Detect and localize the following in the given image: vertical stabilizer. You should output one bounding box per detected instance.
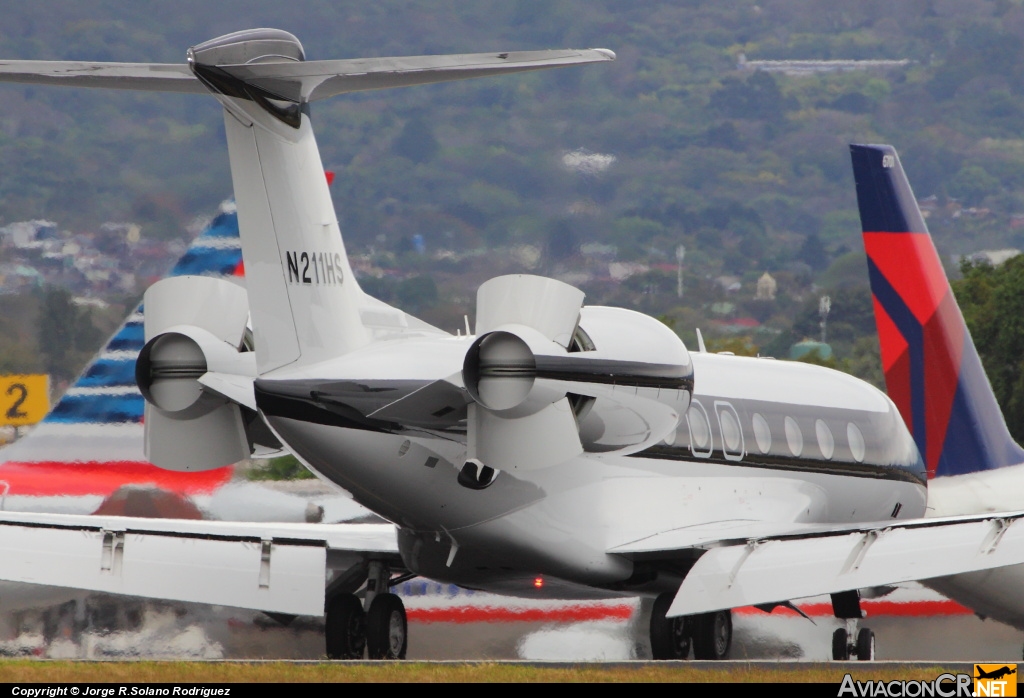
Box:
[850,144,1024,477]
[190,30,369,375]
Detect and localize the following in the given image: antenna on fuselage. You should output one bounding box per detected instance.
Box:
[696,328,707,353]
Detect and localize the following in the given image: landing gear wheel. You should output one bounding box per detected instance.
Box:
[366,593,408,659]
[832,628,849,660]
[856,627,875,661]
[650,592,691,660]
[692,609,732,660]
[325,593,366,659]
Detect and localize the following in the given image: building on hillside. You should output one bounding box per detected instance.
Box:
[755,272,777,301]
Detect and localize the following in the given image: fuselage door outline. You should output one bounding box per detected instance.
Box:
[715,400,745,462]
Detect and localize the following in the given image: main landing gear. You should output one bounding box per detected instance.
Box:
[325,561,408,660]
[650,591,732,660]
[831,591,874,661]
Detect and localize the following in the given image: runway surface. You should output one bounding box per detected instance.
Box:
[1,583,1018,661]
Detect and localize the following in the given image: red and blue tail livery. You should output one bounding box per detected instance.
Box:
[851,144,1024,478]
[0,201,244,505]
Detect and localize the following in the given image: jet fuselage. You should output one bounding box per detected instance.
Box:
[256,342,926,596]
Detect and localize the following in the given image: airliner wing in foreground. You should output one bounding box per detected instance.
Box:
[5,29,1024,663]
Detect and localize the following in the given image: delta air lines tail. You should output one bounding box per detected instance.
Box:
[851,144,1024,479]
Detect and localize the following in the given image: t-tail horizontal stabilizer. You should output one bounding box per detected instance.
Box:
[0,30,614,377]
[851,144,1024,477]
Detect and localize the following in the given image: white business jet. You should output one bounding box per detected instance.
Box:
[0,29,1019,662]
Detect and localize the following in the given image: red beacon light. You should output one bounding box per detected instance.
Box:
[533,576,544,589]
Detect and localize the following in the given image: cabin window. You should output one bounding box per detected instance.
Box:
[752,413,771,454]
[815,419,834,460]
[687,401,713,458]
[785,416,803,457]
[847,423,866,463]
[662,425,677,446]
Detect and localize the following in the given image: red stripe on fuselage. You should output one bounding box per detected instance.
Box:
[734,599,969,617]
[407,604,634,624]
[405,600,971,624]
[0,461,233,496]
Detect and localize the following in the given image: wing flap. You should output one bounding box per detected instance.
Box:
[668,512,1024,617]
[0,511,398,616]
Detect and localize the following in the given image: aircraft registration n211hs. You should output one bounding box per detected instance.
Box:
[0,29,1022,662]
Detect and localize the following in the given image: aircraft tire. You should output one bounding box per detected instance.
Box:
[325,593,366,659]
[832,628,849,660]
[366,593,408,660]
[650,591,691,660]
[856,628,875,661]
[692,609,732,660]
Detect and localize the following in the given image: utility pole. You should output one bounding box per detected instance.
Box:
[676,244,686,298]
[819,295,832,343]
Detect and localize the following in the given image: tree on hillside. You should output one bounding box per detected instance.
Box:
[393,116,440,163]
[38,288,102,381]
[953,256,1024,442]
[709,71,797,123]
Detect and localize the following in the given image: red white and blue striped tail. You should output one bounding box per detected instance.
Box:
[0,201,245,505]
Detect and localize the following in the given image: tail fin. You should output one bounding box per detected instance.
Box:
[850,144,1024,477]
[0,28,614,375]
[0,202,244,498]
[186,30,614,374]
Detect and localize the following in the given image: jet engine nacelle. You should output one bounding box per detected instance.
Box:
[571,305,693,454]
[457,275,693,487]
[135,276,274,472]
[136,325,253,418]
[462,325,569,416]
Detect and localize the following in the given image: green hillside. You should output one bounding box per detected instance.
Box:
[2,1,1023,384]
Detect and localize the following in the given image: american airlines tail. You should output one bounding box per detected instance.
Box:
[850,144,1024,479]
[0,202,240,512]
[0,203,364,521]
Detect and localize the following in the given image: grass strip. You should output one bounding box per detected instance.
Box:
[0,661,971,683]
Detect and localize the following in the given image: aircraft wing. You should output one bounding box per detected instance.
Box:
[0,510,398,617]
[636,511,1024,618]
